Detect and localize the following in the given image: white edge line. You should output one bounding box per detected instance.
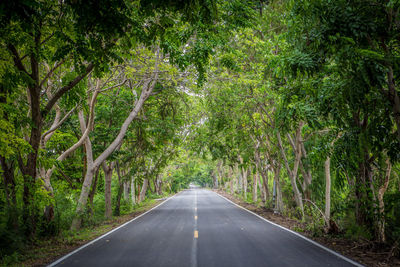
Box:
[212,190,364,267]
[47,191,183,267]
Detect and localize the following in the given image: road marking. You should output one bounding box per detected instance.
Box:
[47,191,184,267]
[191,189,198,267]
[212,190,364,267]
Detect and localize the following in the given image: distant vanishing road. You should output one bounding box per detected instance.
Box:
[49,189,363,267]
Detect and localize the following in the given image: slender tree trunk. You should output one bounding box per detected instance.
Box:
[131,177,136,205]
[274,163,283,213]
[242,167,248,200]
[237,162,242,193]
[253,170,258,203]
[156,174,163,195]
[324,156,331,226]
[115,162,124,216]
[217,161,223,189]
[255,147,269,203]
[277,129,304,217]
[229,167,234,194]
[377,159,391,243]
[260,170,269,203]
[258,171,266,203]
[123,181,129,201]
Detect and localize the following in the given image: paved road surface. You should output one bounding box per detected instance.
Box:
[49,189,362,267]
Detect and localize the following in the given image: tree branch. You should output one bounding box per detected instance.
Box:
[39,58,67,88]
[43,62,94,117]
[7,44,30,77]
[41,104,78,145]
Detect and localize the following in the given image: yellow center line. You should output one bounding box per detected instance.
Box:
[194,230,198,238]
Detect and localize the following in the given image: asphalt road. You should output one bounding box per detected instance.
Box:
[49,189,362,267]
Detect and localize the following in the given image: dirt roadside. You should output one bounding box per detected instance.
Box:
[213,189,400,267]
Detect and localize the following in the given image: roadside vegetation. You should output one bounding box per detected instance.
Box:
[1,0,400,266]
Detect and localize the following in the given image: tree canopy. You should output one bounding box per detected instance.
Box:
[1,0,400,264]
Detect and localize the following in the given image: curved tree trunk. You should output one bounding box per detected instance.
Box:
[70,48,161,230]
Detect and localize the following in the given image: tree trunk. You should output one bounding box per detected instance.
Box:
[277,129,304,218]
[258,171,266,203]
[123,181,130,201]
[0,156,18,230]
[260,170,269,203]
[274,163,284,213]
[102,162,115,220]
[377,159,391,243]
[217,161,223,189]
[324,156,331,226]
[70,112,95,231]
[131,177,136,205]
[155,174,163,195]
[229,167,234,194]
[88,168,100,214]
[213,173,218,188]
[242,167,248,200]
[253,170,258,203]
[71,168,95,231]
[139,179,148,202]
[236,162,242,193]
[114,162,124,217]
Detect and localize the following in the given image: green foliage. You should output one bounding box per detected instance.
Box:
[1,0,400,264]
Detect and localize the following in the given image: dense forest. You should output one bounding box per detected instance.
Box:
[1,0,400,265]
